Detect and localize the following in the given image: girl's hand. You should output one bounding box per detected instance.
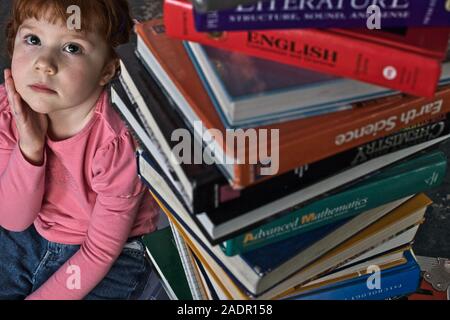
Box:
[4,69,48,165]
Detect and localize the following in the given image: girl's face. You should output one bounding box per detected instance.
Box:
[11,17,114,115]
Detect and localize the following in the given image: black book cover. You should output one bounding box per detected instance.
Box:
[116,43,227,213]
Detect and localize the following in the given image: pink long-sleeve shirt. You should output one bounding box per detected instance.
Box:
[0,84,160,299]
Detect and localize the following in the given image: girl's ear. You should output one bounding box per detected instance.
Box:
[99,58,119,86]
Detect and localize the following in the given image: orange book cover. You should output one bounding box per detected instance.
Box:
[135,20,450,189]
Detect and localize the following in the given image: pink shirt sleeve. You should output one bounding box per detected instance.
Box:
[26,130,148,300]
[0,86,47,232]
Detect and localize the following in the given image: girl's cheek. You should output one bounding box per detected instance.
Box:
[11,55,28,90]
[64,62,99,87]
[12,44,34,72]
[12,52,29,67]
[11,51,31,80]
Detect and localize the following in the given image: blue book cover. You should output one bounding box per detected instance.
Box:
[184,42,397,128]
[289,250,421,300]
[185,40,450,129]
[239,218,351,276]
[194,0,450,31]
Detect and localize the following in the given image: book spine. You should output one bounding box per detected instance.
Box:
[194,113,450,214]
[220,151,447,256]
[291,254,421,300]
[193,0,261,13]
[233,88,450,189]
[164,0,441,98]
[194,0,450,31]
[169,220,209,300]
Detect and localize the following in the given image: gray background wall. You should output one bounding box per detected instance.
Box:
[0,0,448,258]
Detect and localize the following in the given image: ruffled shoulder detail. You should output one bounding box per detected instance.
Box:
[91,129,144,198]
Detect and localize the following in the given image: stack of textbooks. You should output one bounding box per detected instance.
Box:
[111,0,450,300]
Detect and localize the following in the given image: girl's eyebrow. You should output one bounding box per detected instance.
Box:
[19,24,37,32]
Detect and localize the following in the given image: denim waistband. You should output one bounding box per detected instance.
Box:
[43,232,144,253]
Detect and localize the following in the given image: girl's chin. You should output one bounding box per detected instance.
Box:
[21,94,59,114]
[26,100,56,114]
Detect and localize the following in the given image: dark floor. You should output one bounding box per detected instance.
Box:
[0,0,448,258]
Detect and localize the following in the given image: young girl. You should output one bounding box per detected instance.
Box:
[0,0,162,300]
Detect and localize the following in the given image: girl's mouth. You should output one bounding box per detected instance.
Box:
[29,84,57,94]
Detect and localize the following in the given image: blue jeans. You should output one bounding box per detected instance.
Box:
[0,224,169,300]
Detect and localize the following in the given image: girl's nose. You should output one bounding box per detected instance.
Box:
[34,57,57,76]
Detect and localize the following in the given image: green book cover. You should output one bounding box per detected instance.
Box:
[221,150,447,256]
[143,227,193,300]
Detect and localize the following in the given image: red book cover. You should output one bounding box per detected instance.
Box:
[329,28,450,60]
[136,20,450,189]
[164,0,444,98]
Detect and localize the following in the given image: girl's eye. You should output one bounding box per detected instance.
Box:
[25,35,41,46]
[64,44,82,55]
